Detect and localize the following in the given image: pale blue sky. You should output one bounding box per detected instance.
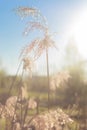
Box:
[0,0,87,74]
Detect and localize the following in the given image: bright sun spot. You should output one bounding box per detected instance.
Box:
[66,6,87,59]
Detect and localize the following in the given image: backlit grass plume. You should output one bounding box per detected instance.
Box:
[20,32,56,60]
[23,21,48,36]
[14,7,40,20]
[50,71,71,91]
[16,6,57,110]
[14,6,47,24]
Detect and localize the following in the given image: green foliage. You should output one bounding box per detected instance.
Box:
[0,69,7,88]
[0,61,87,129]
[67,121,80,130]
[0,118,6,130]
[26,76,48,92]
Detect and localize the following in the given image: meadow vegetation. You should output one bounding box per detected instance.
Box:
[0,60,87,130]
[0,2,87,130]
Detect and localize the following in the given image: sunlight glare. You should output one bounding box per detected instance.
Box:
[67,6,87,59]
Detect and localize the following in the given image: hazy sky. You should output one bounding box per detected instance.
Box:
[0,0,87,75]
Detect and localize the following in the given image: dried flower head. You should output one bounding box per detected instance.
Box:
[14,7,40,20]
[20,33,56,61]
[23,21,48,36]
[16,6,57,62]
[50,71,71,91]
[29,108,73,130]
[0,103,16,119]
[22,57,34,74]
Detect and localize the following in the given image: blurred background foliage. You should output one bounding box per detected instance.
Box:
[0,41,87,129]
